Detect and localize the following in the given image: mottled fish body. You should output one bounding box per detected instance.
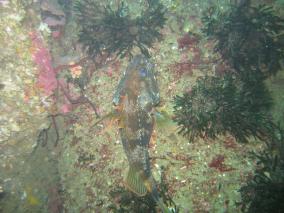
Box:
[113,55,169,212]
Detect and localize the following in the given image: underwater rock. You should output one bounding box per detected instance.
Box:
[40,0,65,17]
[0,0,9,7]
[47,184,63,213]
[43,17,65,27]
[0,185,5,200]
[53,55,81,68]
[40,0,66,38]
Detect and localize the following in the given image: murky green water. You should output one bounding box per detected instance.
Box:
[1,0,284,212]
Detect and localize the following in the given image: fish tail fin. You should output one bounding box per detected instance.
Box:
[125,166,148,196]
[146,177,171,213]
[155,198,171,213]
[126,167,171,213]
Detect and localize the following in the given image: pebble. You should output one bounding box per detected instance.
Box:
[3,178,11,182]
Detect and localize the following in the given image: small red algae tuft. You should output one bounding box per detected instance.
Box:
[52,30,62,39]
[208,154,235,172]
[177,33,199,50]
[170,37,203,78]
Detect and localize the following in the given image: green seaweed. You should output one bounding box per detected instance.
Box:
[173,74,273,143]
[74,0,166,59]
[238,124,284,213]
[202,1,284,78]
[173,1,283,143]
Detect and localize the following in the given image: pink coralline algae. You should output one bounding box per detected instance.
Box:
[29,31,58,96]
[29,31,73,114]
[52,30,62,39]
[29,32,100,116]
[60,103,72,114]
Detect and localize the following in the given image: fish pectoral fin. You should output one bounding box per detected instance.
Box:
[92,111,115,127]
[125,166,148,196]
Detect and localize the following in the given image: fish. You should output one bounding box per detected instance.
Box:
[113,55,170,213]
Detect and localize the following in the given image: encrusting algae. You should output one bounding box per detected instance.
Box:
[25,187,40,206]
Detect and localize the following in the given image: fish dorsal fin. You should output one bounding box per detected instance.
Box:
[125,166,148,196]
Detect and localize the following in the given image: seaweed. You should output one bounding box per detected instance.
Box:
[173,1,283,143]
[202,1,284,78]
[238,125,284,213]
[173,74,273,143]
[74,0,166,59]
[197,3,284,211]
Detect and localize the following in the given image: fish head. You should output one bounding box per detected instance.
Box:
[113,55,160,111]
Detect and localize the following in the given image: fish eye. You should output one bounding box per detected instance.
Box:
[139,68,147,77]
